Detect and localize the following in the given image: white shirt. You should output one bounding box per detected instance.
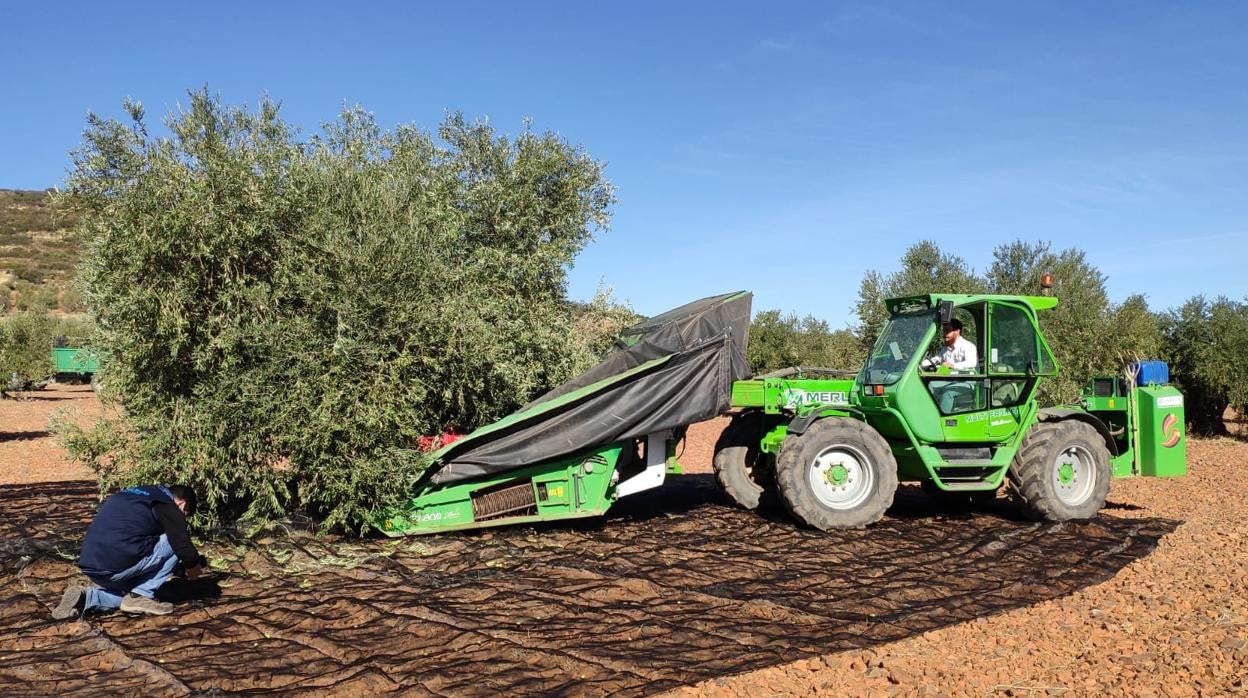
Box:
[924,335,978,371]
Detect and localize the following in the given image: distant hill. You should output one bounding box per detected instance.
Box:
[0,189,83,313]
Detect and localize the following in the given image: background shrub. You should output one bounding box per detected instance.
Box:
[0,312,94,395]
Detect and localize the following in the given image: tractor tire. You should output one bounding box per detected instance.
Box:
[921,480,998,509]
[775,418,897,530]
[713,411,770,510]
[1007,420,1111,521]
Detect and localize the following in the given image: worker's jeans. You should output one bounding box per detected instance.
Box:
[83,534,179,612]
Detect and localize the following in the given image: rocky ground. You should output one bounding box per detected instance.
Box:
[672,418,1247,697]
[2,386,1245,695]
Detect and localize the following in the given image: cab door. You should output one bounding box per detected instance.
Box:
[916,303,994,442]
[983,301,1054,437]
[920,300,1056,442]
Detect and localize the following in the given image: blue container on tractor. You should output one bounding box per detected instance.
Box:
[1131,360,1169,386]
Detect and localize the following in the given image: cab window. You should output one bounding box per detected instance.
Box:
[922,302,986,415]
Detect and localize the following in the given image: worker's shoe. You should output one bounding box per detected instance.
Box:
[51,584,86,620]
[119,594,172,616]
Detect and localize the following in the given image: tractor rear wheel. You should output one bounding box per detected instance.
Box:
[775,418,897,530]
[713,411,770,510]
[1007,420,1110,521]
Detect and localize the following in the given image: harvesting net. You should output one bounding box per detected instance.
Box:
[3,478,1175,696]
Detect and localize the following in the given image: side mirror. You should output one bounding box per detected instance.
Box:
[937,300,954,325]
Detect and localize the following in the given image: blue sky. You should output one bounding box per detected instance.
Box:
[3,1,1246,327]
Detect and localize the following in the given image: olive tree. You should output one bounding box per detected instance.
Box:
[987,240,1162,405]
[1161,296,1248,435]
[748,310,864,375]
[60,90,614,531]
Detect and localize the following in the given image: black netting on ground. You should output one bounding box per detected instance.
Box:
[0,478,1177,697]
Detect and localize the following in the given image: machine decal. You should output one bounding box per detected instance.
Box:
[1161,414,1181,448]
[782,389,848,409]
[962,408,1009,424]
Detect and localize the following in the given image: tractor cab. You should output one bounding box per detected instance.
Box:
[859,294,1059,451]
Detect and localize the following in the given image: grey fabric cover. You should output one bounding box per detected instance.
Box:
[429,291,752,485]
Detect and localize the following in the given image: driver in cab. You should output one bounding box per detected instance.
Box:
[921,318,977,372]
[921,318,978,414]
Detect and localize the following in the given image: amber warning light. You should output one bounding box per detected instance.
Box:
[1041,273,1054,289]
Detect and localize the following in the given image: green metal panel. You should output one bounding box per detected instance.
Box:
[776,379,855,413]
[377,444,624,536]
[1079,377,1136,477]
[1136,386,1186,477]
[731,379,766,408]
[730,376,855,413]
[759,423,788,454]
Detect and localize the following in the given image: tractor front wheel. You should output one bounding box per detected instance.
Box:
[1007,420,1111,521]
[713,411,770,510]
[775,418,897,530]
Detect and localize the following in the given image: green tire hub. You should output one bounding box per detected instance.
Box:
[1057,462,1076,486]
[1052,445,1096,506]
[827,463,849,486]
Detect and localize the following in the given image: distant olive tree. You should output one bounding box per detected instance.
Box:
[1160,296,1248,435]
[59,90,614,531]
[853,241,987,351]
[987,240,1162,405]
[748,309,864,375]
[0,312,94,397]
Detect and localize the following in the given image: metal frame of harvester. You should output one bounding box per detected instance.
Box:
[379,290,1187,536]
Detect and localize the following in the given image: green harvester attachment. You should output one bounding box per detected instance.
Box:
[378,291,751,536]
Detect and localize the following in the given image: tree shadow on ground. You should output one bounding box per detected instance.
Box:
[4,392,90,402]
[0,478,1178,697]
[1104,500,1146,511]
[0,430,52,442]
[155,575,225,604]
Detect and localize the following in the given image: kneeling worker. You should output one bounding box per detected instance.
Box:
[53,484,207,619]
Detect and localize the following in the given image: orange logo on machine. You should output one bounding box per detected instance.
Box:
[1161,414,1181,448]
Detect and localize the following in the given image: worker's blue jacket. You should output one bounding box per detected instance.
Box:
[78,485,201,579]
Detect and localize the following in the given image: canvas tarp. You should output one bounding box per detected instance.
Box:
[428,291,753,485]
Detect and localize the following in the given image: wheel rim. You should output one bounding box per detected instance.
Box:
[1052,444,1096,506]
[809,444,874,510]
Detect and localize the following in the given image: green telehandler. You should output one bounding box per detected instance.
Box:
[378,290,1186,536]
[716,292,1187,529]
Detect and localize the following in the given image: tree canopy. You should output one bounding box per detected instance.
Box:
[60,90,616,531]
[1160,296,1248,435]
[747,310,863,375]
